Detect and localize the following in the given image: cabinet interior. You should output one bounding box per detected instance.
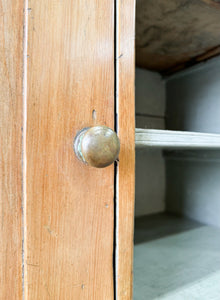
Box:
[134,2,220,297]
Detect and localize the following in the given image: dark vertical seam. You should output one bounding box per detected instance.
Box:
[113,0,118,299]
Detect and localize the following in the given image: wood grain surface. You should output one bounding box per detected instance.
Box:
[24,0,115,298]
[136,0,220,73]
[116,0,135,298]
[0,1,23,299]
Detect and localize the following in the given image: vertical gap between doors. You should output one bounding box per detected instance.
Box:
[114,0,119,299]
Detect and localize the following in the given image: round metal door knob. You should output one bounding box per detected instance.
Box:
[74,126,120,168]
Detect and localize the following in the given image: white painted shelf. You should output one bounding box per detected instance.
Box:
[135,129,220,149]
[134,213,220,300]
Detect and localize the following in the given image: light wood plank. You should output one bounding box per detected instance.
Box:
[25,1,115,298]
[116,0,135,298]
[136,129,220,149]
[0,1,23,298]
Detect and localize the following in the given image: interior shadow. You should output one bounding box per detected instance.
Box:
[134,212,203,244]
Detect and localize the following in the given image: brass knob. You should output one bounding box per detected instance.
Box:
[74,126,120,168]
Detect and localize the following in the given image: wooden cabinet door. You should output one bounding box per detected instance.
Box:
[0,1,23,299]
[0,0,135,299]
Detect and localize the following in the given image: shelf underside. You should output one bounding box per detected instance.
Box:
[135,129,220,149]
[134,213,220,300]
[136,0,220,74]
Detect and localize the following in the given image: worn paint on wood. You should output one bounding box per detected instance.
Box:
[136,0,220,73]
[135,129,220,149]
[0,0,23,298]
[24,0,115,298]
[116,0,135,298]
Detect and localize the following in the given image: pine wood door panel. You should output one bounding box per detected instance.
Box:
[0,0,135,298]
[0,1,23,298]
[25,1,115,298]
[116,0,135,298]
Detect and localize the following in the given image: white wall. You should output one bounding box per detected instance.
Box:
[135,68,166,216]
[165,56,220,227]
[166,57,220,133]
[166,152,220,227]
